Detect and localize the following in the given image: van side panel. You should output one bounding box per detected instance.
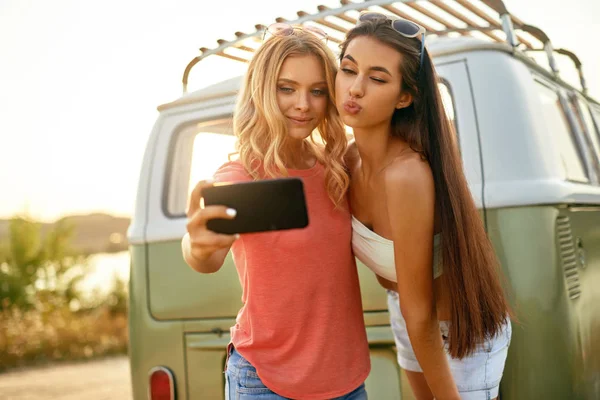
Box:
[486,206,600,399]
[129,244,187,400]
[145,241,392,320]
[468,51,565,187]
[565,206,600,399]
[147,242,242,320]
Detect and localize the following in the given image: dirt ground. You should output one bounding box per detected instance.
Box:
[0,356,132,400]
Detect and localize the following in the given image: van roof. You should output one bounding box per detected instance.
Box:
[158,76,242,111]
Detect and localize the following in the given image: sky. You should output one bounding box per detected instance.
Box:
[1,0,599,222]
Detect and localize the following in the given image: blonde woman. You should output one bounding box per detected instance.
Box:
[182,25,370,399]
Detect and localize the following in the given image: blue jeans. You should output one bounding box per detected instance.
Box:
[225,347,368,399]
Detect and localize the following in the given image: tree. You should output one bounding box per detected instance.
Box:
[0,217,88,310]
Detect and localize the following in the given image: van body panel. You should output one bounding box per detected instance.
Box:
[486,205,600,399]
[145,238,401,320]
[158,76,242,111]
[470,52,567,183]
[184,332,228,400]
[483,180,600,209]
[357,262,391,311]
[180,313,400,335]
[565,205,600,399]
[128,244,187,400]
[434,58,484,208]
[148,242,242,320]
[128,118,163,244]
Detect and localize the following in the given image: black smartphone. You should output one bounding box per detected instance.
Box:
[202,178,309,234]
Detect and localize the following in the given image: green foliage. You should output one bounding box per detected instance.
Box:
[105,273,128,315]
[0,216,88,310]
[0,215,130,371]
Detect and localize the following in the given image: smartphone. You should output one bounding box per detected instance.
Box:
[202,178,309,234]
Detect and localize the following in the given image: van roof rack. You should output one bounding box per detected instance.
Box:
[519,23,589,95]
[182,0,589,95]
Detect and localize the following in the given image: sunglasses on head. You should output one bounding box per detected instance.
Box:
[263,23,328,44]
[357,11,426,70]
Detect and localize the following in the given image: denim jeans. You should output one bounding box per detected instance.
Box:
[225,347,368,400]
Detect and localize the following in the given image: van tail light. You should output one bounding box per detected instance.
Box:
[149,366,176,400]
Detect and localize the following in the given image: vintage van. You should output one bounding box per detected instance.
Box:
[128,0,600,399]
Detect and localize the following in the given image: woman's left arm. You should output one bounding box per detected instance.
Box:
[385,159,459,400]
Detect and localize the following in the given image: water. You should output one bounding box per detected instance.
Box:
[78,251,130,298]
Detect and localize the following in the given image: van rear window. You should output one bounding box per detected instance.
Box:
[592,107,600,146]
[576,99,600,178]
[591,107,600,134]
[438,80,460,148]
[535,82,588,183]
[166,119,237,216]
[439,81,456,126]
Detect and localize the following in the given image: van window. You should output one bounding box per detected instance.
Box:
[576,98,600,173]
[535,82,588,183]
[567,95,600,184]
[438,80,461,155]
[590,107,600,135]
[166,119,237,216]
[439,80,457,133]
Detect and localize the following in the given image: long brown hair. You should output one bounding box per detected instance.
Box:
[341,19,512,358]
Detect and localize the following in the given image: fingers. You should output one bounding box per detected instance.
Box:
[190,232,238,252]
[187,179,214,218]
[186,178,240,262]
[186,206,237,236]
[188,231,238,262]
[192,205,237,224]
[186,204,239,262]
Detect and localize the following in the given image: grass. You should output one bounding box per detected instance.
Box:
[0,304,128,372]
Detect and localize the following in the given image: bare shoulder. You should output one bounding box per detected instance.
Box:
[383,152,435,233]
[383,153,434,198]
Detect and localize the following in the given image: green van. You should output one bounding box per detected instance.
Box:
[128,1,600,398]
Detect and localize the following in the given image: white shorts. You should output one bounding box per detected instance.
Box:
[387,290,511,400]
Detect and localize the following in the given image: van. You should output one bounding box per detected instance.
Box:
[128,0,600,398]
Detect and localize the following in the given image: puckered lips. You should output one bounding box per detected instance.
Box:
[342,99,362,115]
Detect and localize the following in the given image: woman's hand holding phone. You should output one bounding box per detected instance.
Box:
[182,179,239,273]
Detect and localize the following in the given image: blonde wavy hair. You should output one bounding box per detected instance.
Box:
[233,28,349,206]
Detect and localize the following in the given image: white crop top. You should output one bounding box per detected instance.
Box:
[352,215,443,282]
